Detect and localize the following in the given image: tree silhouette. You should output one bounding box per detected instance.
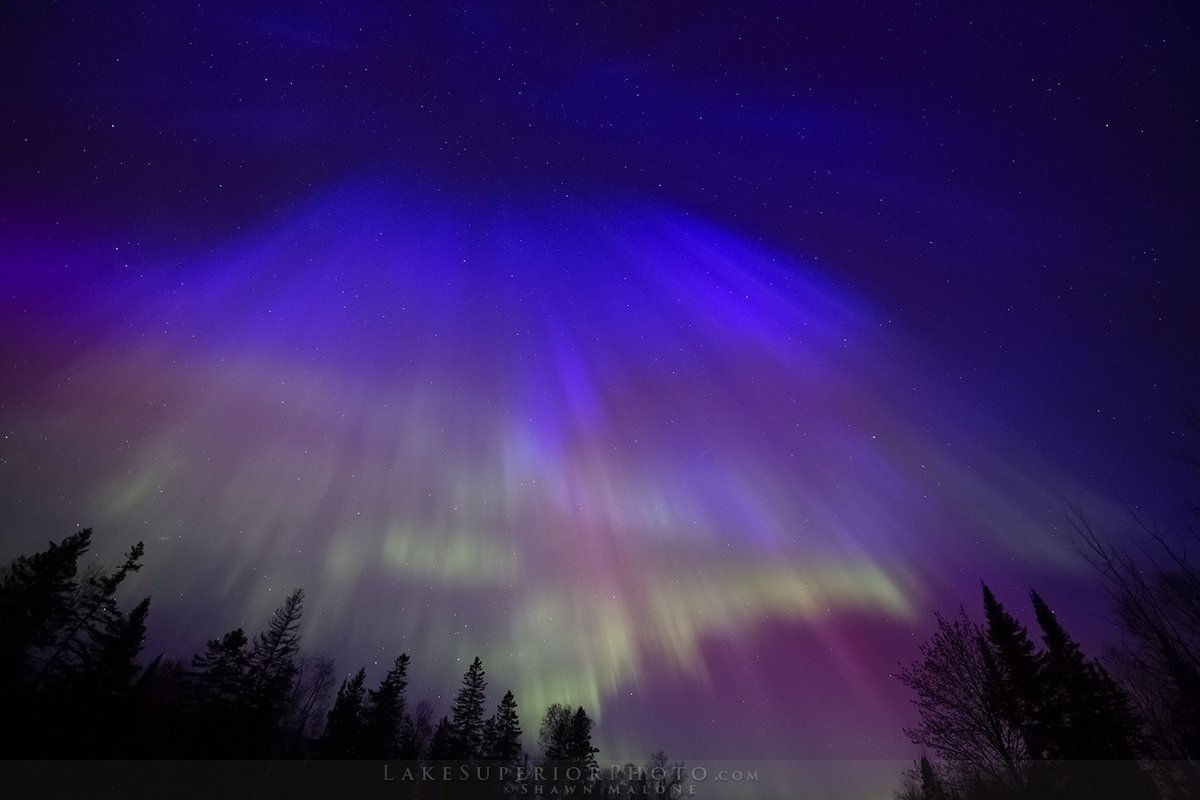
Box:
[537,704,599,792]
[981,583,1047,762]
[181,588,305,756]
[190,628,251,707]
[280,655,336,756]
[32,540,145,690]
[0,530,151,755]
[0,529,91,690]
[247,590,303,712]
[896,608,1025,789]
[1030,590,1142,759]
[1028,591,1156,799]
[79,596,152,700]
[919,754,951,800]
[245,588,304,754]
[538,702,574,761]
[567,707,599,771]
[428,716,456,760]
[643,751,687,797]
[484,689,522,763]
[318,668,367,758]
[398,698,435,759]
[363,653,410,758]
[900,586,1163,799]
[186,627,251,756]
[1076,514,1200,762]
[449,656,487,760]
[0,529,667,773]
[47,594,153,756]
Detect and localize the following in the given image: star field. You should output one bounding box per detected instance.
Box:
[1,2,1197,786]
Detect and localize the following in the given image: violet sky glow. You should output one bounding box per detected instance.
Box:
[1,2,1198,791]
[0,181,1121,752]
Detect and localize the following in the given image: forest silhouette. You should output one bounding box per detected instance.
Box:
[891,417,1200,800]
[2,433,1199,800]
[0,526,689,798]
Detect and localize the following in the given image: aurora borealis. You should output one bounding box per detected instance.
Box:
[1,2,1197,792]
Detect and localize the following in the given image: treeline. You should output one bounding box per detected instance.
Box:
[895,584,1158,800]
[894,444,1200,800]
[0,528,682,796]
[5,471,1197,800]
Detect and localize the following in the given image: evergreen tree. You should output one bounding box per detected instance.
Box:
[318,668,367,758]
[363,653,409,758]
[428,716,456,760]
[182,590,304,756]
[485,690,522,763]
[246,589,303,710]
[449,656,487,759]
[1030,592,1157,800]
[75,596,152,702]
[186,627,251,756]
[0,531,151,756]
[123,651,165,755]
[982,583,1048,760]
[567,706,599,770]
[0,529,91,688]
[1030,590,1142,759]
[190,628,251,707]
[244,588,304,753]
[33,539,144,690]
[480,715,497,759]
[64,597,152,755]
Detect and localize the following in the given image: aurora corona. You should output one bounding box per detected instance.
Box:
[0,181,1109,759]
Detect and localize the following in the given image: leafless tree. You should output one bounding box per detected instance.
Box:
[280,654,336,756]
[895,608,1027,792]
[1073,511,1200,761]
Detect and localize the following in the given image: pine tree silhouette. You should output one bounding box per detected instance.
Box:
[982,583,1048,760]
[64,596,152,756]
[244,588,304,755]
[191,628,251,706]
[449,656,487,760]
[318,668,367,758]
[0,529,91,690]
[187,627,251,756]
[1030,591,1157,800]
[1030,590,1141,759]
[567,707,599,770]
[485,690,522,763]
[428,716,456,760]
[363,653,409,758]
[0,530,151,755]
[247,589,303,709]
[84,596,152,697]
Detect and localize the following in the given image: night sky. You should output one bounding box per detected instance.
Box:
[1,1,1197,791]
